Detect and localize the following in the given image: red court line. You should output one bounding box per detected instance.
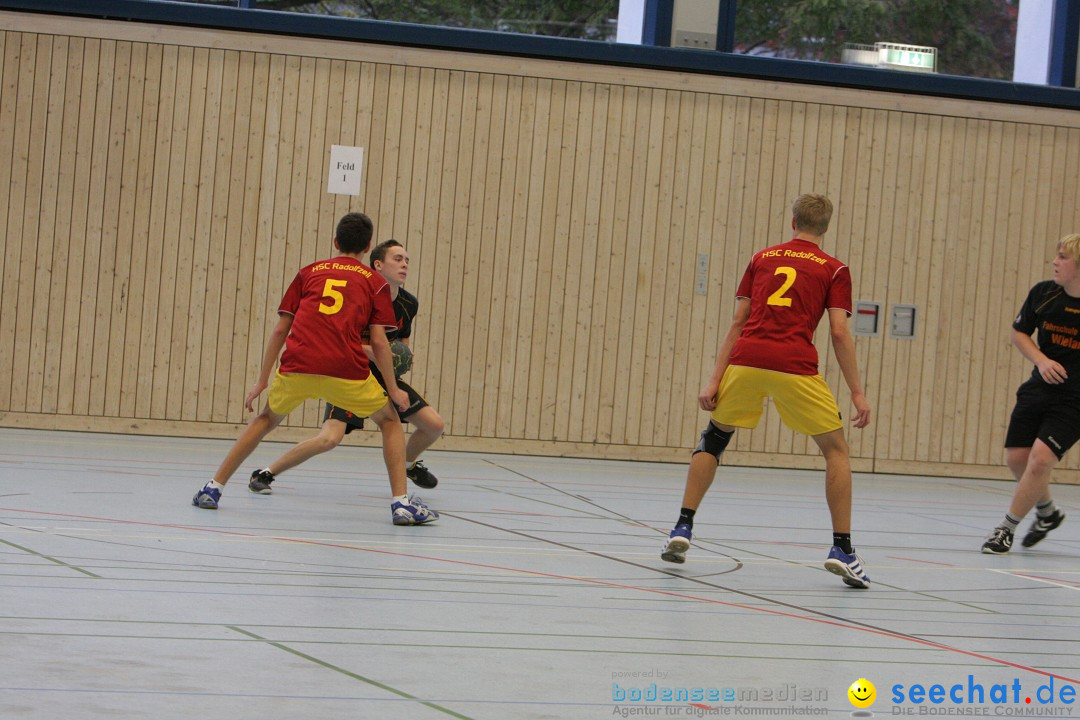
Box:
[3,505,1078,685]
[1012,572,1080,587]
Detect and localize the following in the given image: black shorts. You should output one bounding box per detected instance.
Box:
[1004,378,1080,460]
[324,375,427,434]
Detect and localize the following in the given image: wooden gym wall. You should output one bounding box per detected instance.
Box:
[1,11,1078,483]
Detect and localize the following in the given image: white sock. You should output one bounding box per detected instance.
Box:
[1036,500,1058,518]
[393,494,409,505]
[208,480,225,491]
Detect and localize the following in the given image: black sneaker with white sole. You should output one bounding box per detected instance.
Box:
[406,460,438,489]
[981,526,1013,554]
[1021,509,1065,548]
[248,468,275,495]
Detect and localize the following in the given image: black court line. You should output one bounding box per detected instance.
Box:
[226,626,475,719]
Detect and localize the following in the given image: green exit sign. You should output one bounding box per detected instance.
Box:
[885,48,935,69]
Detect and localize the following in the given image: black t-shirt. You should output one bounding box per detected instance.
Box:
[391,287,419,341]
[1013,280,1080,393]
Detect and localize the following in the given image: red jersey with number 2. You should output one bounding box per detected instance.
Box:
[727,238,852,376]
[277,256,396,380]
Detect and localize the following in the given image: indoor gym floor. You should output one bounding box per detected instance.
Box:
[1,427,1077,720]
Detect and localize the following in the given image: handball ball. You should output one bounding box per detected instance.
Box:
[390,340,413,376]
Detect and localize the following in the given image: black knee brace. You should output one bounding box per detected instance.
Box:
[693,423,733,461]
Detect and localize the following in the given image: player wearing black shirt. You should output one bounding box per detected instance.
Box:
[983,234,1080,553]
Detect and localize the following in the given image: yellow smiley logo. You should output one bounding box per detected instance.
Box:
[848,678,876,708]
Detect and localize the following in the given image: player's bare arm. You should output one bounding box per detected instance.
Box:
[700,299,751,411]
[827,308,870,428]
[1012,329,1068,384]
[368,324,410,411]
[246,314,294,411]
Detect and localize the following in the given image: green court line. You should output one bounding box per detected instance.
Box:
[0,538,101,578]
[227,626,475,719]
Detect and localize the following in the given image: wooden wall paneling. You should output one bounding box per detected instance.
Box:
[185,48,225,423]
[695,95,738,451]
[168,47,209,421]
[198,49,236,422]
[380,64,407,238]
[35,35,75,416]
[494,76,532,438]
[880,111,913,463]
[1032,126,1061,284]
[273,54,305,428]
[916,115,948,462]
[6,17,1080,480]
[240,52,285,425]
[219,51,263,424]
[561,80,600,443]
[431,69,474,433]
[136,43,178,419]
[595,85,636,444]
[965,121,1005,463]
[1060,128,1080,243]
[978,123,1019,464]
[483,75,522,439]
[423,70,463,419]
[82,40,123,418]
[464,73,502,438]
[507,76,547,439]
[669,91,710,448]
[117,42,159,419]
[359,62,389,241]
[859,110,894,462]
[932,117,966,463]
[625,88,667,447]
[891,112,925,462]
[154,45,196,420]
[444,71,481,436]
[838,108,875,460]
[542,80,581,441]
[9,36,50,413]
[402,65,432,272]
[957,120,990,464]
[523,78,565,440]
[614,85,657,446]
[66,38,109,416]
[908,114,938,462]
[332,60,360,222]
[537,77,578,440]
[582,82,618,445]
[0,32,18,411]
[662,90,700,449]
[293,56,327,429]
[412,67,447,418]
[315,58,345,260]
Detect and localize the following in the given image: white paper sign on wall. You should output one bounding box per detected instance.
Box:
[327,145,364,196]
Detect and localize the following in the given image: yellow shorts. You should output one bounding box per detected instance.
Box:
[711,365,843,436]
[266,371,388,418]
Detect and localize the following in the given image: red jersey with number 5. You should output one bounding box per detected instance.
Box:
[276,256,396,380]
[727,238,852,375]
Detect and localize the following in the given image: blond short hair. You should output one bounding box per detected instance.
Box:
[1058,233,1080,262]
[792,194,833,236]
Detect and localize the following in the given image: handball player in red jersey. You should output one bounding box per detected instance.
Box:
[660,194,872,588]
